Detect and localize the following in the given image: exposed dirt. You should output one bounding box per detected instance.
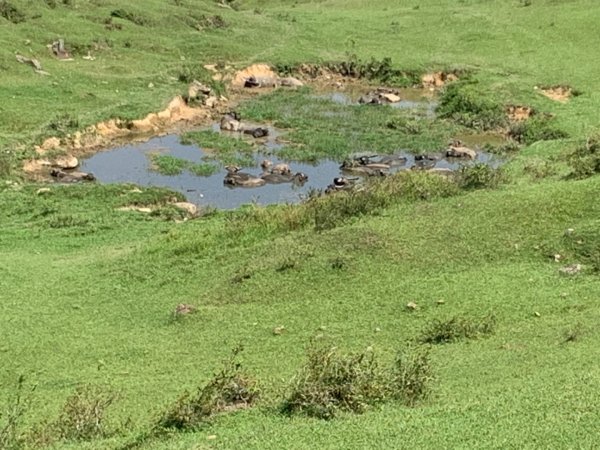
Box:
[538,85,573,102]
[421,71,459,89]
[232,63,278,87]
[506,105,534,122]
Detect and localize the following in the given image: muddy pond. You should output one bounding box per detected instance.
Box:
[80,129,503,210]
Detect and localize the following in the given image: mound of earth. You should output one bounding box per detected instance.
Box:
[506,105,534,122]
[539,85,573,102]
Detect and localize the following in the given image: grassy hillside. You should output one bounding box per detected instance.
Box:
[1,0,600,449]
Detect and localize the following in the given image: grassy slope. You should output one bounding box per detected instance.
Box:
[1,0,600,449]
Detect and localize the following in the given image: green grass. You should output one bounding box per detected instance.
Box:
[2,0,600,449]
[149,154,220,176]
[180,130,257,167]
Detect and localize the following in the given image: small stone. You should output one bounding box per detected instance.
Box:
[533,311,541,317]
[406,301,418,310]
[36,188,51,195]
[273,325,285,335]
[173,202,198,217]
[565,228,575,235]
[375,327,381,333]
[207,435,217,440]
[148,82,154,89]
[174,303,196,316]
[559,264,582,276]
[436,299,445,305]
[380,93,401,103]
[560,292,568,299]
[554,254,562,262]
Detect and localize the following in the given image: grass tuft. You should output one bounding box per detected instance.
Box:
[420,314,496,344]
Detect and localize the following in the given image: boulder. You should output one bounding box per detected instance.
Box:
[173,202,198,217]
[232,64,278,88]
[279,77,304,87]
[52,155,79,169]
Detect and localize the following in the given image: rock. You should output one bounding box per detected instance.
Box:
[436,299,445,305]
[232,63,278,88]
[204,96,219,108]
[36,137,61,154]
[117,206,152,213]
[188,80,211,99]
[52,155,79,169]
[36,188,51,195]
[533,311,541,317]
[446,145,477,159]
[16,54,46,74]
[380,93,401,103]
[406,301,418,310]
[559,264,582,276]
[174,303,197,317]
[279,77,304,87]
[50,39,72,60]
[273,325,285,335]
[173,202,198,217]
[220,114,243,131]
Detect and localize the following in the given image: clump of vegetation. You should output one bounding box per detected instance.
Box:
[456,163,504,190]
[508,116,568,145]
[568,135,600,179]
[327,55,421,86]
[157,346,259,430]
[0,376,36,450]
[118,186,183,207]
[385,117,423,134]
[44,114,79,138]
[282,341,434,419]
[553,225,600,273]
[420,314,496,344]
[563,323,584,343]
[45,214,90,229]
[391,344,434,406]
[183,13,227,30]
[522,158,559,180]
[0,0,25,23]
[110,9,152,26]
[150,155,189,176]
[188,162,219,176]
[281,343,387,419]
[437,82,508,131]
[51,385,116,441]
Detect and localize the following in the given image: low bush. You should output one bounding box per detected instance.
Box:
[0,1,25,23]
[437,82,507,131]
[391,344,434,406]
[157,346,259,430]
[508,116,568,145]
[456,163,504,190]
[281,343,387,419]
[0,376,36,450]
[420,314,496,344]
[568,135,600,179]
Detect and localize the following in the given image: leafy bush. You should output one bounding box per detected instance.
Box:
[437,82,507,131]
[158,346,259,430]
[281,343,387,419]
[110,9,152,26]
[391,345,434,406]
[0,1,25,23]
[456,163,504,190]
[568,135,600,179]
[150,155,189,175]
[0,376,36,450]
[51,385,116,441]
[325,55,421,87]
[420,314,496,344]
[508,116,568,145]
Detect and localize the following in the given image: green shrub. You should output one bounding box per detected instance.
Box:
[51,385,116,441]
[150,155,188,176]
[325,55,421,87]
[0,376,36,450]
[281,343,387,419]
[158,346,259,430]
[456,163,504,190]
[508,116,568,145]
[420,314,496,344]
[568,135,600,179]
[391,345,434,406]
[0,1,25,23]
[437,82,507,131]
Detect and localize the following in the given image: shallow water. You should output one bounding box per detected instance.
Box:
[80,130,504,210]
[316,87,438,117]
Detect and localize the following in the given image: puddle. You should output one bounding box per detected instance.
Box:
[454,133,507,149]
[80,129,503,210]
[316,87,438,118]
